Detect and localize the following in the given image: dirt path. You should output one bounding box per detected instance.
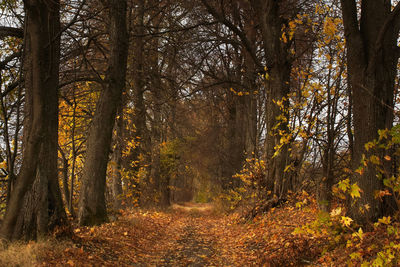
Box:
[39,202,317,266]
[159,208,216,266]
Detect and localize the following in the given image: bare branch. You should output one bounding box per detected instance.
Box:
[0,26,23,39]
[0,52,21,69]
[199,0,262,70]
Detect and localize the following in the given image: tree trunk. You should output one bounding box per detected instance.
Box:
[253,0,292,198]
[150,70,168,206]
[341,0,400,223]
[111,107,124,210]
[59,151,71,214]
[78,0,128,226]
[0,0,67,241]
[242,1,258,157]
[131,0,148,206]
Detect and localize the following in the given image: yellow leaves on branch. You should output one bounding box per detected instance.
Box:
[337,179,362,199]
[280,13,309,44]
[230,87,253,96]
[323,18,337,38]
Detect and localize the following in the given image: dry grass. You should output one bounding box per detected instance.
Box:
[0,239,68,267]
[171,202,214,213]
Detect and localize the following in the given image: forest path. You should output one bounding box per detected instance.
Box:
[39,201,317,266]
[40,202,240,266]
[158,203,220,266]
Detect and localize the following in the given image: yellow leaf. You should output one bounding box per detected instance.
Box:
[0,161,7,169]
[351,227,363,240]
[355,167,364,175]
[350,183,362,198]
[378,216,391,225]
[330,207,342,217]
[341,216,353,227]
[281,32,287,43]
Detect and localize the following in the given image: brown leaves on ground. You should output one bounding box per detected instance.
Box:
[4,198,398,266]
[34,201,321,266]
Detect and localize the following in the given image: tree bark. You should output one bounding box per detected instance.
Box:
[0,0,66,241]
[252,0,292,198]
[341,0,400,223]
[111,107,124,210]
[78,0,128,226]
[131,0,148,205]
[241,1,258,157]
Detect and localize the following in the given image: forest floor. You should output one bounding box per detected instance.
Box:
[1,196,399,266]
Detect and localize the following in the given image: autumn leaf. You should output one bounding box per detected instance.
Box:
[340,216,353,227]
[378,216,391,225]
[350,183,362,199]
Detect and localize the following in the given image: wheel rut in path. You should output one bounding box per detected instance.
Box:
[159,203,216,266]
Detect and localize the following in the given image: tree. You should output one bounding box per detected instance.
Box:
[199,0,260,189]
[251,0,294,199]
[340,0,400,223]
[0,0,67,240]
[78,0,128,226]
[131,0,147,203]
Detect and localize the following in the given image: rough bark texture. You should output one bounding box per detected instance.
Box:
[252,0,292,198]
[341,0,400,223]
[1,0,66,241]
[241,0,258,157]
[78,0,128,226]
[132,0,148,205]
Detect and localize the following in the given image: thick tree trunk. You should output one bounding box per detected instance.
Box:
[242,2,258,157]
[0,0,66,241]
[253,0,292,199]
[222,91,245,190]
[78,0,128,226]
[132,0,146,156]
[341,0,400,223]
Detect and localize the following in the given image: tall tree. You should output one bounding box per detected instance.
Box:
[340,0,400,223]
[0,0,66,240]
[131,0,147,205]
[251,0,293,198]
[78,0,128,226]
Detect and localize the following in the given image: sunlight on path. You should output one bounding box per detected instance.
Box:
[139,202,232,266]
[39,201,317,266]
